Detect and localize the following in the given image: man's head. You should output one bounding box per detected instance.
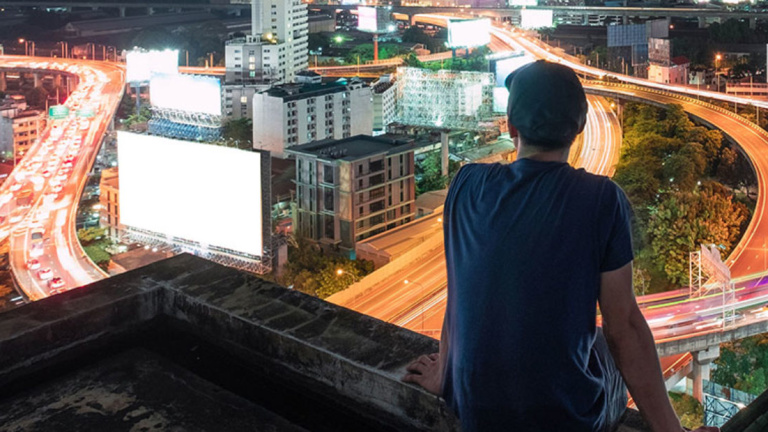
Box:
[505,60,588,150]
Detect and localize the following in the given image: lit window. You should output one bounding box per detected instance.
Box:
[240,96,248,103]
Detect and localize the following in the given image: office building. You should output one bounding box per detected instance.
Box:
[252,79,373,158]
[286,135,417,251]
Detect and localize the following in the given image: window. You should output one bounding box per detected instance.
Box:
[240,96,248,103]
[359,206,364,216]
[358,164,363,175]
[323,164,333,184]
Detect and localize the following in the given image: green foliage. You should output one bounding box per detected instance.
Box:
[222,118,253,147]
[24,86,48,109]
[84,245,111,271]
[401,26,448,53]
[669,392,704,430]
[416,150,460,196]
[280,236,374,299]
[343,43,409,64]
[77,227,107,246]
[713,334,768,396]
[613,102,753,291]
[308,33,329,52]
[646,182,748,285]
[421,46,491,72]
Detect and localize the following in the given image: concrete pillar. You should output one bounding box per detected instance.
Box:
[622,14,628,25]
[749,17,757,30]
[119,7,126,17]
[0,72,6,92]
[147,7,155,15]
[441,131,449,177]
[698,17,706,29]
[583,14,588,26]
[235,8,242,17]
[689,345,720,403]
[33,73,40,88]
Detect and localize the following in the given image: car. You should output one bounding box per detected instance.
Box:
[26,259,40,270]
[9,183,22,192]
[30,228,44,242]
[30,240,44,257]
[9,209,24,224]
[42,170,52,178]
[37,268,53,280]
[52,184,64,194]
[49,277,65,290]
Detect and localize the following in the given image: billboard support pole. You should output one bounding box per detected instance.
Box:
[441,131,449,177]
[373,33,379,62]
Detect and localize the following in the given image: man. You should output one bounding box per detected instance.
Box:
[402,61,718,432]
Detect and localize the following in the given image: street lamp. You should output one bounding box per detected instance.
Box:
[715,54,722,92]
[404,279,426,331]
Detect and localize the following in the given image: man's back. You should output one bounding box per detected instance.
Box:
[441,160,633,431]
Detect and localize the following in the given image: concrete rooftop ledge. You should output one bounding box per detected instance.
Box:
[2,253,743,431]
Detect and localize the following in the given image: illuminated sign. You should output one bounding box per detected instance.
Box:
[358,7,378,32]
[118,131,264,257]
[520,9,554,29]
[150,73,222,116]
[126,49,179,84]
[48,105,70,119]
[447,19,491,49]
[510,0,537,5]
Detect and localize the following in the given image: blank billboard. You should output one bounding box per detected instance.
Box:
[357,6,393,33]
[126,49,179,84]
[118,132,263,257]
[520,10,554,29]
[447,19,491,48]
[150,73,222,116]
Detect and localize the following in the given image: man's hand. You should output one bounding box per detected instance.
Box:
[402,353,443,396]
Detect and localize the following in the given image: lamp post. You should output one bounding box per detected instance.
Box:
[404,279,426,331]
[715,53,722,92]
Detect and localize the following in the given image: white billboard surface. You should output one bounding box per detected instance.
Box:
[118,132,263,257]
[510,0,537,5]
[521,9,554,29]
[447,19,491,48]
[150,74,222,116]
[491,54,535,113]
[358,6,378,32]
[126,49,179,84]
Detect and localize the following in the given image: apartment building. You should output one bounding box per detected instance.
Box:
[99,167,122,240]
[252,79,373,158]
[372,75,396,134]
[286,135,417,251]
[0,97,46,162]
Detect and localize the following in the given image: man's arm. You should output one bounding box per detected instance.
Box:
[401,311,450,395]
[599,262,683,432]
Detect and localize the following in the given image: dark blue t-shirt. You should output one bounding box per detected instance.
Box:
[442,160,633,432]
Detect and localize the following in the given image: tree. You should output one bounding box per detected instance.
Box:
[308,33,329,52]
[646,182,748,285]
[222,118,253,146]
[24,86,49,109]
[713,334,768,396]
[78,227,107,246]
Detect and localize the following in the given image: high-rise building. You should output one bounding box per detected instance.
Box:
[99,167,122,240]
[0,97,46,162]
[286,135,417,251]
[252,79,373,158]
[223,0,309,119]
[372,75,397,135]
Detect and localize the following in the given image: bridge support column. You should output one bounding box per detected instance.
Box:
[689,345,720,403]
[698,17,706,28]
[441,131,449,177]
[622,14,628,25]
[33,73,40,89]
[583,14,589,26]
[0,72,6,92]
[119,7,126,17]
[147,7,155,15]
[749,17,757,30]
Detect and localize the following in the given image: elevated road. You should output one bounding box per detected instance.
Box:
[0,56,124,299]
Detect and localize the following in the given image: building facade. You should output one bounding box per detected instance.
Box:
[99,167,121,240]
[252,79,373,158]
[223,83,271,119]
[286,135,417,251]
[372,75,396,134]
[0,98,46,163]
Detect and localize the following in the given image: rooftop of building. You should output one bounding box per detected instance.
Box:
[373,79,395,94]
[10,109,44,120]
[286,134,417,161]
[0,253,762,431]
[671,56,690,66]
[261,78,363,102]
[307,13,335,22]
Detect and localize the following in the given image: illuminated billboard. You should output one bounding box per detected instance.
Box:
[118,132,264,257]
[447,19,491,49]
[520,9,554,29]
[126,49,179,84]
[150,73,222,116]
[509,0,537,5]
[357,6,394,33]
[490,53,534,113]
